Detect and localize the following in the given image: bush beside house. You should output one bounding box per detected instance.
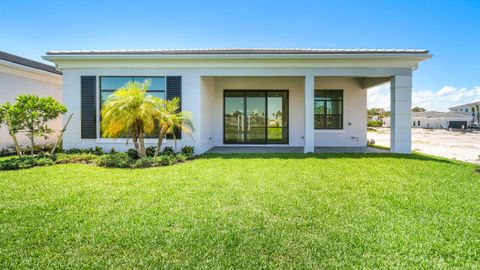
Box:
[0,146,195,170]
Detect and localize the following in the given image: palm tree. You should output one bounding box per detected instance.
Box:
[154,97,194,157]
[476,104,480,125]
[101,81,160,157]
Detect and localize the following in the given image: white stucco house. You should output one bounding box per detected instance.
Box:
[449,101,480,114]
[0,51,63,149]
[44,48,430,154]
[383,111,473,129]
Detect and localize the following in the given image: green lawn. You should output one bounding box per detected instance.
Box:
[1,153,479,269]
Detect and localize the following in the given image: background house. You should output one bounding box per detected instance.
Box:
[0,51,62,149]
[449,101,480,113]
[383,111,473,129]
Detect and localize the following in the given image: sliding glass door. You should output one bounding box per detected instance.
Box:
[224,90,288,144]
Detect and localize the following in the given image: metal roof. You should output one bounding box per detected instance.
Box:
[46,48,429,56]
[449,101,480,109]
[0,51,62,75]
[412,111,473,118]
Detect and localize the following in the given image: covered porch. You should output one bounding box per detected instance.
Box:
[196,73,412,154]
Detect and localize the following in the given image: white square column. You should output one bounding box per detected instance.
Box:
[304,75,315,153]
[390,75,412,154]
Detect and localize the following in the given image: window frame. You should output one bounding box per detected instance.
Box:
[314,89,344,130]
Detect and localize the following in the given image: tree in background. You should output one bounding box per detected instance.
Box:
[367,108,387,121]
[8,95,67,155]
[412,107,426,112]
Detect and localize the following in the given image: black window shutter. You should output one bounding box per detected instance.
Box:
[166,76,182,139]
[81,76,97,139]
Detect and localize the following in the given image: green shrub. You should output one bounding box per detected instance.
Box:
[162,147,175,156]
[64,147,104,155]
[97,153,132,168]
[176,153,187,163]
[34,157,54,167]
[54,153,99,164]
[367,120,383,127]
[145,146,156,157]
[180,146,195,158]
[156,155,176,166]
[127,148,139,159]
[132,157,155,168]
[0,147,12,157]
[0,157,37,170]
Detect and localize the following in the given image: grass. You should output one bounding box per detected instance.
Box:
[0,153,479,269]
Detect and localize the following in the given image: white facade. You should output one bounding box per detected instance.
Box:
[384,111,473,129]
[45,49,430,154]
[449,101,480,113]
[0,59,62,149]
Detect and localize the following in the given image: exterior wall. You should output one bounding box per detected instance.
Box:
[412,118,471,129]
[0,68,62,149]
[62,69,200,152]
[200,77,215,153]
[314,77,367,147]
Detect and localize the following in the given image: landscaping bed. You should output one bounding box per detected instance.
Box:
[0,146,195,170]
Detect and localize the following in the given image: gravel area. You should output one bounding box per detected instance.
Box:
[368,128,480,164]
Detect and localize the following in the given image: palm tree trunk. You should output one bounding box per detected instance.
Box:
[138,132,146,157]
[173,131,177,152]
[155,126,166,158]
[5,115,22,157]
[132,128,140,157]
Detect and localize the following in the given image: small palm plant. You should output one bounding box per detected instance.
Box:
[101,81,160,158]
[154,97,194,157]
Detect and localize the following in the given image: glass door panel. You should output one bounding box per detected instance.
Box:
[246,92,266,143]
[224,91,245,143]
[224,90,288,144]
[267,92,288,144]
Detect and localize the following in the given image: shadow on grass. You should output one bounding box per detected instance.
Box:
[198,152,465,166]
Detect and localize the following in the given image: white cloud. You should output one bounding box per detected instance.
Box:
[367,84,480,111]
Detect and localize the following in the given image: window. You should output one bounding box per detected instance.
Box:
[413,121,416,126]
[417,120,420,126]
[100,76,166,138]
[314,90,343,129]
[100,76,166,107]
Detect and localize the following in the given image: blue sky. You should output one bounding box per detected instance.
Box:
[2,0,479,111]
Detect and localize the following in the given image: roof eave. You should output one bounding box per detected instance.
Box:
[43,53,432,62]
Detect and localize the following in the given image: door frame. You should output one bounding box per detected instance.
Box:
[223,89,289,144]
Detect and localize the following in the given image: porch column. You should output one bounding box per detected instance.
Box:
[304,75,315,153]
[390,75,412,153]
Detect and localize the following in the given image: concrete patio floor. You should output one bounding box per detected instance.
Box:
[206,146,387,154]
